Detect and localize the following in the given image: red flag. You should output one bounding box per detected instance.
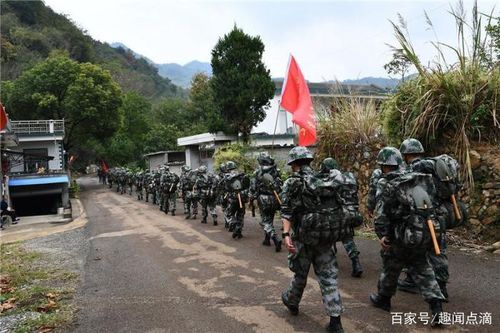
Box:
[0,103,8,130]
[280,55,316,146]
[101,160,109,172]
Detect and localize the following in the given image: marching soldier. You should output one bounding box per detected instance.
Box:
[223,161,250,239]
[195,165,218,225]
[249,152,282,252]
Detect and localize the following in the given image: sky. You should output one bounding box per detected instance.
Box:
[42,0,498,82]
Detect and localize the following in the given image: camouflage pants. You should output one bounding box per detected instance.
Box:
[164,192,177,213]
[341,236,360,259]
[136,185,143,200]
[257,194,279,237]
[200,196,217,221]
[182,191,189,214]
[284,241,344,317]
[226,198,245,233]
[184,192,198,217]
[408,237,449,284]
[378,246,444,302]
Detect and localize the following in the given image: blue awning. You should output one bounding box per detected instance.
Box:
[9,175,69,187]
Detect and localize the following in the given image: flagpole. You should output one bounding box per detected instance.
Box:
[272,55,292,152]
[271,100,281,152]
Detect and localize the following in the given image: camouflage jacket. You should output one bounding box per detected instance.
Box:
[366,168,382,212]
[249,165,282,199]
[194,173,217,198]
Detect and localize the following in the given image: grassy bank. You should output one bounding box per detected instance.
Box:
[0,242,78,332]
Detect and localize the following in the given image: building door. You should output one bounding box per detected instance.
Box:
[24,148,49,173]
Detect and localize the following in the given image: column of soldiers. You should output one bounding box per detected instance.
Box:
[103,137,466,332]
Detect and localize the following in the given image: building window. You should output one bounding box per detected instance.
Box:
[23,148,49,173]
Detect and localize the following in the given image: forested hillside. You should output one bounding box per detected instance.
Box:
[0,0,183,100]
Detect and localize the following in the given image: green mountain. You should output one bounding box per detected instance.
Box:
[0,1,183,100]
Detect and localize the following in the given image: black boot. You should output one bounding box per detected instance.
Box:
[438,281,449,302]
[171,210,175,216]
[397,275,419,294]
[185,214,191,220]
[369,293,391,312]
[351,257,363,278]
[272,235,282,252]
[262,233,271,246]
[213,218,218,226]
[326,316,344,333]
[281,291,299,316]
[201,218,207,224]
[429,299,443,327]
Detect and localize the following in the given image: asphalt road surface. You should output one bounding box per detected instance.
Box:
[72,177,499,333]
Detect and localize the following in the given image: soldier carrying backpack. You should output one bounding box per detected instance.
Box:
[369,146,446,327]
[317,158,364,278]
[281,147,349,333]
[249,152,283,252]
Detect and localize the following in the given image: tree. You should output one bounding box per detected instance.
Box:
[211,26,275,142]
[7,54,122,151]
[384,49,412,82]
[188,72,225,133]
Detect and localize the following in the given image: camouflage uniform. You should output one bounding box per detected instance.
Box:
[135,171,144,200]
[370,147,444,325]
[143,171,152,202]
[398,139,450,298]
[223,161,249,239]
[160,167,179,216]
[366,168,382,214]
[249,152,283,251]
[281,147,344,328]
[180,166,198,218]
[195,166,218,225]
[317,158,363,277]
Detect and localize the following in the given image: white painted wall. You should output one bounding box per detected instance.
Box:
[11,139,63,173]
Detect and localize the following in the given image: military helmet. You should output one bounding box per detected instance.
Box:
[376,147,403,166]
[400,138,424,154]
[287,146,314,165]
[225,161,237,170]
[320,157,338,173]
[181,165,191,172]
[219,163,227,173]
[257,152,274,166]
[198,165,208,173]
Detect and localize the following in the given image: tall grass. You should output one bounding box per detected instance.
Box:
[316,86,384,165]
[383,0,499,189]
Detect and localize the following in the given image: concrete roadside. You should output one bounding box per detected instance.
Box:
[0,198,88,244]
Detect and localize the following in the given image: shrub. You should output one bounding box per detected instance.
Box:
[213,143,255,174]
[316,93,385,166]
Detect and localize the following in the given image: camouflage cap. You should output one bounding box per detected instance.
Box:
[225,161,237,170]
[400,138,424,154]
[287,146,314,165]
[376,147,403,166]
[198,165,208,173]
[257,152,274,166]
[320,157,338,172]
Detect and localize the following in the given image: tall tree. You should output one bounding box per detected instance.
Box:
[7,54,122,151]
[188,72,225,133]
[211,26,275,142]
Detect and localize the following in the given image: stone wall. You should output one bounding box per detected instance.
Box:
[461,147,500,242]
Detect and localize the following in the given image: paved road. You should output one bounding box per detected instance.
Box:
[73,177,499,332]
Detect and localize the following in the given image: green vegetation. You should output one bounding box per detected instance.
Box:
[381,2,499,188]
[0,243,78,332]
[316,91,384,166]
[213,144,255,174]
[0,0,181,100]
[211,26,275,142]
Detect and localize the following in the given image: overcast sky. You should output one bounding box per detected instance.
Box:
[43,0,497,81]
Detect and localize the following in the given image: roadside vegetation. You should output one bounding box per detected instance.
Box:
[0,243,78,332]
